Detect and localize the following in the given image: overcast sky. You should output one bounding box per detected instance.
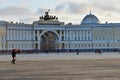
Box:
[0,0,120,24]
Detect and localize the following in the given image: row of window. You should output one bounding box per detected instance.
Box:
[63,35,120,41]
[8,29,33,40]
[93,36,120,40]
[64,36,91,41]
[64,43,120,49]
[1,42,33,49]
[64,30,91,35]
[63,30,91,40]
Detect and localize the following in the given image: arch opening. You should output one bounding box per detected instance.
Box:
[40,31,59,51]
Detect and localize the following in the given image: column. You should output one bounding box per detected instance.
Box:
[78,30,80,40]
[37,30,39,40]
[80,30,82,41]
[8,30,10,40]
[68,30,69,40]
[59,30,62,49]
[63,30,65,40]
[66,30,68,40]
[72,31,75,40]
[71,31,73,40]
[76,31,78,40]
[37,30,40,49]
[60,30,62,41]
[70,30,72,40]
[17,30,18,40]
[14,30,16,40]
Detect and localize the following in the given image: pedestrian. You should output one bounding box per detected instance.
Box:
[76,50,79,55]
[57,49,59,54]
[11,49,16,64]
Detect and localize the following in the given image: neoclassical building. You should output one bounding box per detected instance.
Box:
[0,11,120,53]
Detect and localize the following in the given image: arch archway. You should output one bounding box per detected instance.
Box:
[40,31,59,51]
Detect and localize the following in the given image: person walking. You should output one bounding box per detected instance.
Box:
[11,49,16,64]
[76,50,79,55]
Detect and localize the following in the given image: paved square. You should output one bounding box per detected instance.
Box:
[0,59,120,80]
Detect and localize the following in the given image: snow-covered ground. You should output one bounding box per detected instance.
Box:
[0,52,120,61]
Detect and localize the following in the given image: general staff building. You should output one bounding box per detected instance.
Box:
[0,11,120,53]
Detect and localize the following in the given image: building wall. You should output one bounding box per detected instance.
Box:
[62,29,92,50]
[1,22,120,52]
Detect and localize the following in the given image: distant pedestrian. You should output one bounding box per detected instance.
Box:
[76,50,79,55]
[11,49,16,64]
[57,50,59,54]
[95,50,102,54]
[45,49,48,54]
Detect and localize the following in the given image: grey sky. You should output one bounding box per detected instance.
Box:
[0,0,120,24]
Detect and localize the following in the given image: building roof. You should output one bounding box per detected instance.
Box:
[81,12,100,25]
